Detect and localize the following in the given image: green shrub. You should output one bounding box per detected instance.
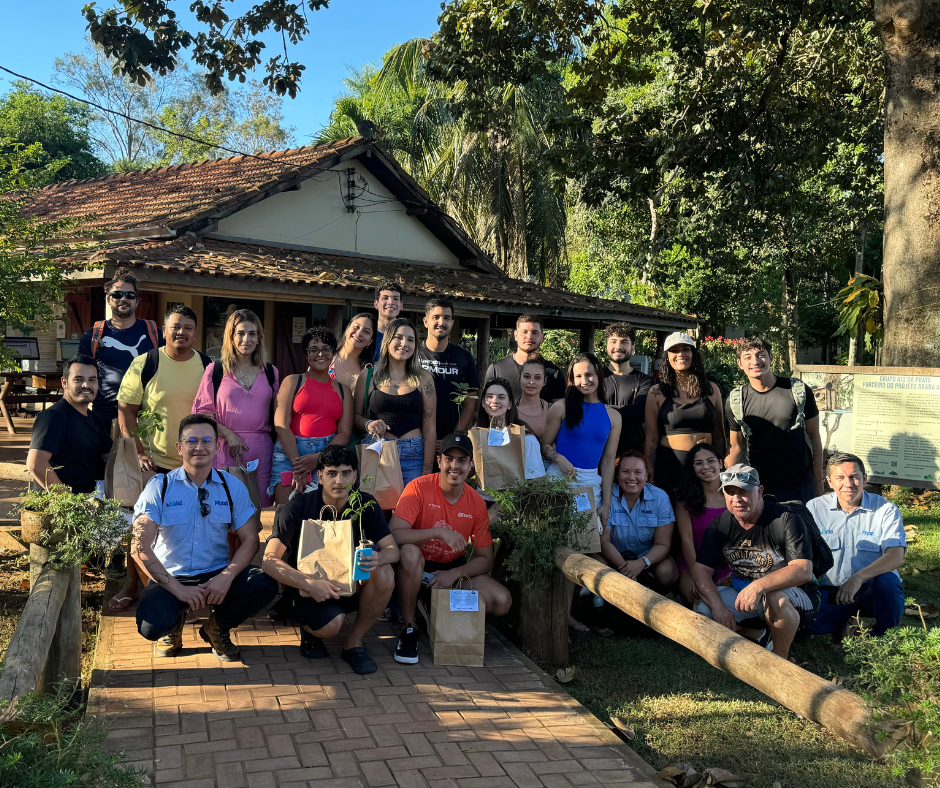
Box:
[844,621,940,786]
[700,335,746,396]
[0,681,144,787]
[489,475,591,583]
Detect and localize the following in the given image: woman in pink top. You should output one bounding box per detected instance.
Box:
[192,309,280,506]
[674,443,731,606]
[271,326,352,503]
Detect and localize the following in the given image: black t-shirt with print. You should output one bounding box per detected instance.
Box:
[484,355,565,402]
[696,500,814,589]
[603,368,654,454]
[724,377,819,487]
[78,318,164,421]
[418,342,480,439]
[29,399,112,493]
[270,487,390,569]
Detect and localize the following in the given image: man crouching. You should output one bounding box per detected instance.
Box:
[262,444,399,674]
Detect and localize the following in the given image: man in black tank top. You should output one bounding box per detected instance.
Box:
[603,322,654,455]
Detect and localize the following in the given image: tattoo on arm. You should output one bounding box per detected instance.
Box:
[424,408,434,421]
[143,559,173,586]
[423,379,434,397]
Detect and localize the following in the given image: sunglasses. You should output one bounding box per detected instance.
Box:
[108,291,138,301]
[719,471,755,486]
[197,487,211,518]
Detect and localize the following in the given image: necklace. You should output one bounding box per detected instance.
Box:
[235,364,254,389]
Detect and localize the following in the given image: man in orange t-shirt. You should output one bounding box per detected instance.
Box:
[390,433,512,664]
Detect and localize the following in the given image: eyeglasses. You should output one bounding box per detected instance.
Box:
[108,291,138,301]
[306,347,333,357]
[693,458,720,468]
[183,436,215,447]
[197,487,211,518]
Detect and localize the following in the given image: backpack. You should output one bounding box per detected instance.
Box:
[140,347,212,389]
[728,378,812,464]
[160,469,234,522]
[212,362,278,441]
[90,319,159,357]
[715,498,834,581]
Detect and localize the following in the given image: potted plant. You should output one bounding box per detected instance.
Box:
[17,486,130,569]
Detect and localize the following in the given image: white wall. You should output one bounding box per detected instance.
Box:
[215,160,460,266]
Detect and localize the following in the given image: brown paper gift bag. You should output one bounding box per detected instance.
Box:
[297,505,359,597]
[429,576,487,667]
[568,485,601,553]
[468,425,527,491]
[223,465,262,527]
[357,440,405,510]
[105,437,143,505]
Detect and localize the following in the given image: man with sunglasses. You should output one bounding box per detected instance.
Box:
[79,268,163,424]
[693,464,819,659]
[132,414,278,660]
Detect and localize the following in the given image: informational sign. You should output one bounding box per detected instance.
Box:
[852,373,940,484]
[291,317,306,344]
[55,320,66,339]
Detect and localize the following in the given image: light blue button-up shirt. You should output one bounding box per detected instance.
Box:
[134,467,256,576]
[806,491,906,587]
[606,483,675,556]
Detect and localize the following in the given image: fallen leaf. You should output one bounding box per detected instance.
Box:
[555,666,576,684]
[914,564,928,572]
[19,578,29,591]
[609,716,636,741]
[658,766,687,783]
[704,767,745,787]
[905,604,939,618]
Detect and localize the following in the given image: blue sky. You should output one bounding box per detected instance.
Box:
[0,0,442,145]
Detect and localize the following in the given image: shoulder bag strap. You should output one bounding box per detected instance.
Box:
[90,320,106,357]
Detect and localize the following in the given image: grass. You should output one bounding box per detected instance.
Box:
[561,498,940,788]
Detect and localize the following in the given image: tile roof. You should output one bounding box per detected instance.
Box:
[70,237,696,327]
[25,139,367,234]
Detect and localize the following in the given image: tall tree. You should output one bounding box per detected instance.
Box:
[0,85,106,181]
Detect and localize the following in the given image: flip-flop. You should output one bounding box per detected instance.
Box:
[108,595,136,612]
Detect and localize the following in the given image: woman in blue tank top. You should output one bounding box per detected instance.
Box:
[542,353,622,630]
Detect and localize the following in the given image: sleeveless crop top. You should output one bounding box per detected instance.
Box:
[556,402,611,470]
[369,388,423,436]
[291,375,343,438]
[658,395,715,436]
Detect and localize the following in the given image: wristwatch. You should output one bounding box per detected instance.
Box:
[642,556,651,568]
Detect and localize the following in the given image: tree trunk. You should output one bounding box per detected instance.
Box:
[876,0,940,366]
[847,226,867,366]
[781,263,799,369]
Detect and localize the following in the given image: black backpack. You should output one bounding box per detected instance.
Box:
[716,497,834,581]
[140,347,212,388]
[211,362,278,441]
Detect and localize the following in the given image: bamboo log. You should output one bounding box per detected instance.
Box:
[555,547,907,758]
[41,564,82,693]
[0,557,71,719]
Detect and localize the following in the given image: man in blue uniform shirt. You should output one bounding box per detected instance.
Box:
[132,414,277,660]
[806,452,906,638]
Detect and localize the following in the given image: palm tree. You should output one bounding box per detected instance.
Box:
[315,40,568,285]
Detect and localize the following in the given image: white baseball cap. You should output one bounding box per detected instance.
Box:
[663,332,696,351]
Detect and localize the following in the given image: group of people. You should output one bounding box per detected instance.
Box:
[23,267,908,671]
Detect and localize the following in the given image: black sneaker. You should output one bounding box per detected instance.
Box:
[756,627,774,652]
[394,625,420,664]
[300,626,328,659]
[341,645,377,675]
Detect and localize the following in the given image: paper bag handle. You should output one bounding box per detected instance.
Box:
[453,574,473,591]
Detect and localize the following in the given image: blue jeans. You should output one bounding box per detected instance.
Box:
[805,573,904,637]
[136,566,278,640]
[361,434,425,486]
[268,434,335,495]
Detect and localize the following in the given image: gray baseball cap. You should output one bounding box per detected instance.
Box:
[663,331,696,351]
[720,464,761,491]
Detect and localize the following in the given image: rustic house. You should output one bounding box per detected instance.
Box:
[23,137,696,378]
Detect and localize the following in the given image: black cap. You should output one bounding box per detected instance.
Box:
[439,432,472,457]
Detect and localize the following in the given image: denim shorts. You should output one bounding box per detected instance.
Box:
[268,434,335,495]
[361,434,425,486]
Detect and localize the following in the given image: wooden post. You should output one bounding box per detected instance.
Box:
[579,324,595,353]
[519,568,569,667]
[476,316,491,385]
[0,551,72,718]
[41,565,82,693]
[555,547,907,759]
[0,380,15,435]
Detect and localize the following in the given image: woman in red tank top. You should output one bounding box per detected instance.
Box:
[271,327,353,504]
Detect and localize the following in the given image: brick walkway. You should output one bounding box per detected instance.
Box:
[91,602,664,788]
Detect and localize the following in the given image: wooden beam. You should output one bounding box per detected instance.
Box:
[0,463,32,483]
[554,548,907,759]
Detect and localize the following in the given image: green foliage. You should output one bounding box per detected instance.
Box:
[0,680,144,787]
[342,481,376,545]
[451,382,479,408]
[844,625,940,785]
[0,143,92,370]
[539,330,579,373]
[16,486,129,570]
[132,408,165,445]
[834,274,884,352]
[699,336,746,396]
[489,475,590,583]
[0,84,106,181]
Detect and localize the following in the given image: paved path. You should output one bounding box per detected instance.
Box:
[91,606,664,788]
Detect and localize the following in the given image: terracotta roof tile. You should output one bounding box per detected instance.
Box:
[25,139,366,234]
[71,238,695,326]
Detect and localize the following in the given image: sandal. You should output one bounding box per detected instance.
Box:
[108,594,137,612]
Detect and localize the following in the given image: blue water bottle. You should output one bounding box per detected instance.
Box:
[353,541,374,581]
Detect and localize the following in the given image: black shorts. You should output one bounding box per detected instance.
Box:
[424,556,467,574]
[295,592,360,632]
